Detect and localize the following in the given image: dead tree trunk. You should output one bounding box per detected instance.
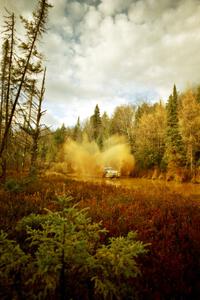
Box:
[0,13,15,182]
[0,40,9,145]
[22,80,35,170]
[29,68,46,176]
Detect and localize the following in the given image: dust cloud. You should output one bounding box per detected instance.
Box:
[63,135,135,177]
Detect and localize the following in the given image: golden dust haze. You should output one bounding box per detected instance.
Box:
[63,135,135,177]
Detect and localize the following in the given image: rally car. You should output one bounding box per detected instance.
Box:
[103,167,121,178]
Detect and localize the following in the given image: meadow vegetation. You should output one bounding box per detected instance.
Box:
[1,175,200,299]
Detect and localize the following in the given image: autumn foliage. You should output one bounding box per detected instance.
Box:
[1,176,200,299]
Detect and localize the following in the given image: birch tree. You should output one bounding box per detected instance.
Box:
[179,89,200,174]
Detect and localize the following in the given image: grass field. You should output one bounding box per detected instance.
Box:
[1,174,200,299]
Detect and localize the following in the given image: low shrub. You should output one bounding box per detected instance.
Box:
[0,196,147,299]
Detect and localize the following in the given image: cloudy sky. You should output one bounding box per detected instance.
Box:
[1,0,200,127]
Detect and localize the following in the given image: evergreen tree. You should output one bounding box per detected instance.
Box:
[0,196,147,299]
[54,124,66,146]
[92,104,101,139]
[73,116,82,142]
[165,85,186,168]
[90,104,102,147]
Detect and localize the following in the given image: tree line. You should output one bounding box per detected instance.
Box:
[45,84,200,182]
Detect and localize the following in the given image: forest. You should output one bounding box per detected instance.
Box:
[1,0,200,299]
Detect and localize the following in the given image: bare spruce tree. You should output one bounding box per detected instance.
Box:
[0,0,52,181]
[0,12,15,181]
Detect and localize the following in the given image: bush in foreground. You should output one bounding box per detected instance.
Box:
[0,196,147,300]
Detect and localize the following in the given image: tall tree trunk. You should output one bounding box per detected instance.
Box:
[29,68,46,176]
[0,15,15,182]
[0,40,9,182]
[22,81,34,169]
[0,40,9,143]
[2,14,15,182]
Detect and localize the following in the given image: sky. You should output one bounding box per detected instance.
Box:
[0,0,200,128]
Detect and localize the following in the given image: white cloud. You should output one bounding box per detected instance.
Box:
[1,0,200,127]
[98,0,133,16]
